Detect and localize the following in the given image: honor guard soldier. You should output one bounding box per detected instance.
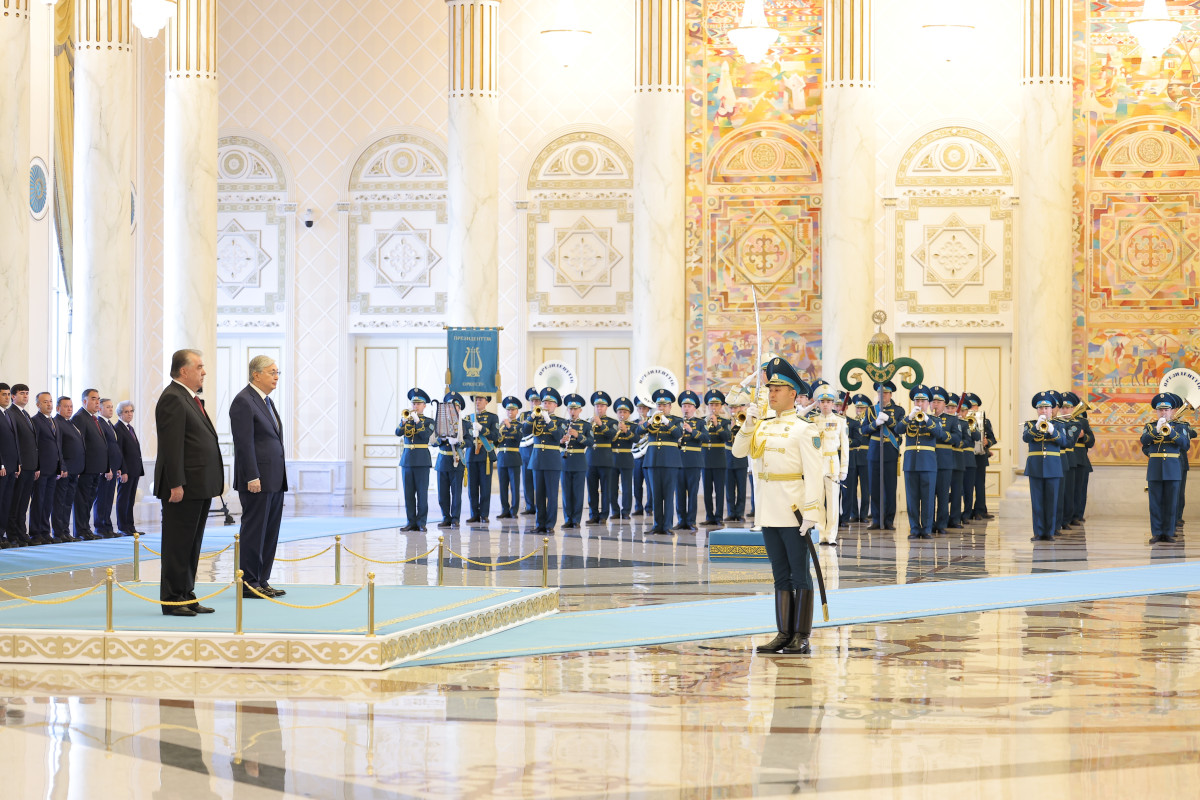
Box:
[945,393,968,530]
[1142,392,1190,544]
[864,380,903,530]
[1070,394,1095,526]
[609,397,637,519]
[902,386,946,540]
[586,391,615,524]
[1024,391,1068,541]
[813,386,849,545]
[639,389,683,535]
[523,388,568,534]
[957,394,981,522]
[799,380,823,420]
[701,390,731,526]
[519,388,542,516]
[396,389,434,532]
[463,395,499,525]
[725,399,750,522]
[631,397,653,516]
[435,392,467,529]
[969,393,997,520]
[841,395,871,524]
[495,396,524,520]
[559,394,593,528]
[928,387,957,535]
[732,357,824,656]
[1055,392,1080,530]
[674,390,708,531]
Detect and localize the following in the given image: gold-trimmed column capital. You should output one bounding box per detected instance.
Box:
[825,0,873,89]
[1023,0,1070,85]
[76,0,132,52]
[167,0,218,81]
[2,0,30,21]
[635,0,683,93]
[446,0,499,99]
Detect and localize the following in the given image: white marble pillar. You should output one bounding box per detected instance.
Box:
[0,1,30,381]
[1017,0,1072,420]
[162,0,219,395]
[821,0,874,380]
[445,0,499,327]
[73,0,134,398]
[632,0,685,379]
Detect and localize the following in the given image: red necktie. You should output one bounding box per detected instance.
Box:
[129,425,137,441]
[94,416,103,436]
[195,397,205,413]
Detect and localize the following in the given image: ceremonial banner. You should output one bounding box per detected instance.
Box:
[446,327,501,394]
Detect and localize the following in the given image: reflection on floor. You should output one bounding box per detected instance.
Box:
[2,506,1198,797]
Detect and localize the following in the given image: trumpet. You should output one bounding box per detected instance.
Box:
[401,409,413,421]
[1157,417,1172,436]
[651,412,666,426]
[911,410,926,424]
[1036,417,1052,434]
[967,417,978,433]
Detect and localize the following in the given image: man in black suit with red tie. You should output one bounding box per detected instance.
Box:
[114,400,144,536]
[30,392,65,545]
[71,389,110,541]
[230,356,289,598]
[0,383,23,549]
[154,349,225,617]
[91,398,124,538]
[52,396,84,543]
[6,384,39,546]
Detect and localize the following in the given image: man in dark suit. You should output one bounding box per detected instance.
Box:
[229,356,288,599]
[52,396,84,543]
[0,383,23,549]
[90,398,124,538]
[154,349,225,616]
[71,389,109,541]
[30,392,65,545]
[114,400,144,536]
[6,384,39,546]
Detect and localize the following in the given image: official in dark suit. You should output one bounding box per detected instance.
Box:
[6,384,39,546]
[91,398,124,537]
[230,356,289,599]
[30,392,65,544]
[155,349,225,616]
[51,397,84,542]
[71,389,109,541]
[0,383,23,548]
[114,400,144,535]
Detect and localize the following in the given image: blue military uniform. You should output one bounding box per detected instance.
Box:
[523,387,569,533]
[946,396,969,529]
[701,390,731,526]
[1177,409,1195,530]
[519,388,541,515]
[396,388,434,531]
[958,395,981,521]
[1073,408,1095,525]
[970,393,996,519]
[435,392,467,528]
[1143,393,1190,543]
[841,395,871,523]
[586,391,615,523]
[1055,393,1082,532]
[1024,391,1068,541]
[495,396,524,519]
[673,390,708,531]
[639,389,683,535]
[608,397,637,519]
[463,395,499,524]
[725,410,750,522]
[560,394,593,528]
[631,399,653,516]
[902,386,946,540]
[864,381,904,529]
[929,387,959,534]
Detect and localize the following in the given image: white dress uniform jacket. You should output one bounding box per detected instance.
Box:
[732,409,824,529]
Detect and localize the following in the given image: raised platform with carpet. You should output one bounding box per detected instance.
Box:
[0,584,557,671]
[708,528,767,562]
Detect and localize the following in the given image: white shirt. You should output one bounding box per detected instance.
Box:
[173,379,199,399]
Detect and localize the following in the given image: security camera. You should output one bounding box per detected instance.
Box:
[303,208,314,229]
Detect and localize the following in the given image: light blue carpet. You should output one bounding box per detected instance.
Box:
[403,561,1200,666]
[0,516,408,581]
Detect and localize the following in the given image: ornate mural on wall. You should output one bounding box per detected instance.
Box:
[684,0,823,390]
[1074,1,1200,464]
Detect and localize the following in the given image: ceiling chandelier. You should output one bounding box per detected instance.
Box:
[728,0,779,64]
[131,0,178,39]
[541,0,592,68]
[1129,0,1182,59]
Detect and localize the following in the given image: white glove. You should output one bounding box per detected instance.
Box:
[472,422,483,437]
[877,411,890,425]
[802,519,821,537]
[839,472,848,483]
[742,404,761,426]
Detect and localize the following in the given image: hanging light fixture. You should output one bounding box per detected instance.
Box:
[541,0,592,68]
[728,0,779,64]
[920,0,976,63]
[1129,0,1181,59]
[131,0,177,39]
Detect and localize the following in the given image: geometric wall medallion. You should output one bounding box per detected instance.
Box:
[542,215,622,299]
[910,212,995,297]
[364,218,442,298]
[724,209,809,295]
[217,219,273,299]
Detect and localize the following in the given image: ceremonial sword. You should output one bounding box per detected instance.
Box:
[792,504,830,622]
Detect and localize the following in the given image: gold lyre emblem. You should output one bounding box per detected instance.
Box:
[463,346,483,378]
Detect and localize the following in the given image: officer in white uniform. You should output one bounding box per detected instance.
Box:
[812,385,850,546]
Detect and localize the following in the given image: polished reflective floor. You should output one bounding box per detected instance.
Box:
[2,502,1198,798]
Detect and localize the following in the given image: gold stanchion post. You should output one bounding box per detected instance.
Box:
[235,569,244,635]
[132,533,141,582]
[105,568,114,632]
[367,572,376,637]
[542,538,549,589]
[334,535,342,585]
[233,533,241,577]
[437,537,445,586]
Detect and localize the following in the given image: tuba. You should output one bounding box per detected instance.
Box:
[1160,368,1200,419]
[534,360,578,397]
[633,366,679,410]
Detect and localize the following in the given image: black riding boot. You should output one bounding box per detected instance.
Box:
[782,589,814,654]
[756,589,796,653]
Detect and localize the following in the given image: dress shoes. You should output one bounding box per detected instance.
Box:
[562,522,579,529]
[671,523,689,531]
[585,517,601,524]
[521,509,536,515]
[77,531,100,541]
[162,606,198,617]
[496,513,513,520]
[262,585,286,597]
[100,530,121,539]
[867,524,882,530]
[947,522,963,529]
[400,524,418,532]
[631,510,644,517]
[465,517,481,524]
[1031,535,1054,542]
[190,604,215,614]
[437,520,454,529]
[243,587,269,598]
[781,635,811,655]
[820,541,837,547]
[417,525,427,532]
[533,526,548,534]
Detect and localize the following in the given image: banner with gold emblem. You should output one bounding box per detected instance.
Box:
[445,327,501,394]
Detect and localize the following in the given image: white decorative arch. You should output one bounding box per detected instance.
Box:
[895,125,1014,187]
[706,123,820,185]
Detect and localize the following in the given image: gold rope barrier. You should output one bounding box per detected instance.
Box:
[0,581,105,605]
[198,542,234,561]
[115,581,235,606]
[242,582,365,610]
[275,544,335,563]
[136,537,234,561]
[444,546,544,568]
[341,545,438,566]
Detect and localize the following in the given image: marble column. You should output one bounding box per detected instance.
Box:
[73,0,134,399]
[0,1,30,381]
[162,0,219,396]
[1017,0,1072,422]
[821,0,874,380]
[445,0,499,327]
[632,0,685,379]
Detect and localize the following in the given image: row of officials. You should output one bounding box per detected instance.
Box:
[393,379,999,541]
